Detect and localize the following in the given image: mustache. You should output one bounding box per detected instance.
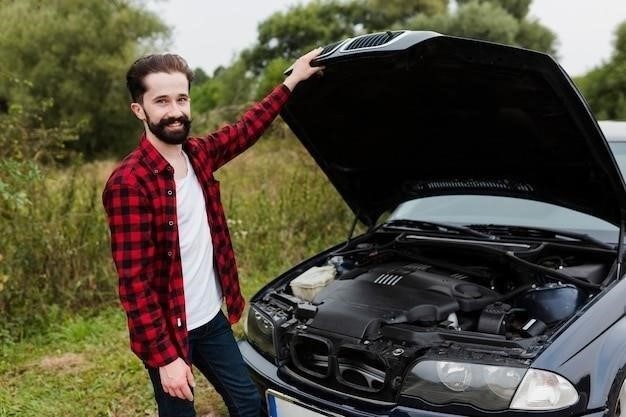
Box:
[156,115,191,128]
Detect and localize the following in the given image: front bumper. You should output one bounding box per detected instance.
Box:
[239,340,606,417]
[239,340,467,417]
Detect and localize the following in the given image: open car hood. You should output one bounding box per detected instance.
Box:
[281,31,626,227]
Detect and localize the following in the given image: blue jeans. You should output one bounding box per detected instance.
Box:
[147,311,261,417]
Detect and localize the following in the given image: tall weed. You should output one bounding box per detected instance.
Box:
[217,137,357,296]
[0,160,114,341]
[0,135,359,341]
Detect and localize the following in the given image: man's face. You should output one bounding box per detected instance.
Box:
[131,72,192,145]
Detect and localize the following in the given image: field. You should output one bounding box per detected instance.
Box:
[0,136,355,417]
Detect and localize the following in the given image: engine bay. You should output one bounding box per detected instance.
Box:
[248,228,616,400]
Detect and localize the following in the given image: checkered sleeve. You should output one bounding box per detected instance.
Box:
[205,84,291,169]
[102,183,179,368]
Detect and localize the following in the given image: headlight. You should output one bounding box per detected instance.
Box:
[436,361,472,392]
[245,305,277,359]
[484,365,524,399]
[510,369,579,410]
[402,361,576,411]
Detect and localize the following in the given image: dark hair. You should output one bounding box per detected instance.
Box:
[126,53,194,103]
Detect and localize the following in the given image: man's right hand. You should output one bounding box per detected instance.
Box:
[159,357,196,401]
[283,47,325,91]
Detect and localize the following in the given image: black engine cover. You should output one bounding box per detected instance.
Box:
[309,262,499,339]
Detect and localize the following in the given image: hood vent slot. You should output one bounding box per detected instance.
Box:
[319,40,344,57]
[344,31,404,50]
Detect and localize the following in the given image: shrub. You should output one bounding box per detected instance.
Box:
[0,77,114,341]
[0,77,80,163]
[216,137,358,297]
[0,161,115,341]
[0,128,358,342]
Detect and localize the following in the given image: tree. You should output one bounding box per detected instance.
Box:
[191,0,557,116]
[0,0,169,158]
[240,0,447,76]
[193,67,210,85]
[229,0,447,93]
[200,58,256,109]
[253,57,293,100]
[0,76,79,163]
[236,0,555,87]
[575,21,626,120]
[356,0,448,31]
[409,1,519,45]
[189,58,257,132]
[457,0,532,19]
[408,0,556,54]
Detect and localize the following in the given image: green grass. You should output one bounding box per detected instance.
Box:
[0,135,356,415]
[0,307,230,416]
[0,308,153,417]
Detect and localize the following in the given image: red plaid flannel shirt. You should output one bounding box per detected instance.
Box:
[102,84,290,368]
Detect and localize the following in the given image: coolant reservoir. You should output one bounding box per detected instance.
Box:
[290,265,337,302]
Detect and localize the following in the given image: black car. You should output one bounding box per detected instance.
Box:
[238,30,626,417]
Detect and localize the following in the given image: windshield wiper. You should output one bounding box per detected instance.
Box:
[383,219,495,240]
[467,224,614,250]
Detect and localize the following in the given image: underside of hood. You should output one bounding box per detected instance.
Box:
[281,31,626,227]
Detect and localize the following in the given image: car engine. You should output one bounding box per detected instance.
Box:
[247,229,614,400]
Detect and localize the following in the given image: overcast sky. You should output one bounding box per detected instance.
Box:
[149,0,626,77]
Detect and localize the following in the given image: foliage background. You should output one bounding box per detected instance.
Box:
[0,0,624,415]
[0,0,169,157]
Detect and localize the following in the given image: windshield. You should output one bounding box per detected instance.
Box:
[610,142,626,173]
[388,141,626,244]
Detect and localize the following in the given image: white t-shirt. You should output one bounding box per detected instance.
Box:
[176,151,222,330]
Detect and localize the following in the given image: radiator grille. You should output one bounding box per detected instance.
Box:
[336,348,386,392]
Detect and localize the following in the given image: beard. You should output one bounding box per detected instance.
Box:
[145,111,192,145]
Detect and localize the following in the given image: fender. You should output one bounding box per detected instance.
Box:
[532,277,626,410]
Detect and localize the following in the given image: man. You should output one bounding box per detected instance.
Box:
[102,48,323,417]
